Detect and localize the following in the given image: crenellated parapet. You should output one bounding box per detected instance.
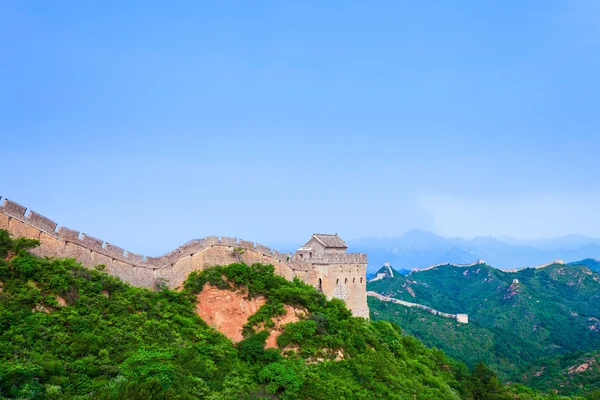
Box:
[294,252,367,264]
[0,196,367,317]
[0,196,295,271]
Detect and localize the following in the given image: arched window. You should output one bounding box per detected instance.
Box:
[360,277,363,283]
[353,278,356,283]
[318,278,323,293]
[336,278,339,284]
[345,278,348,284]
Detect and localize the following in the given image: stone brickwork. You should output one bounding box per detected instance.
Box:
[294,234,369,318]
[0,197,368,317]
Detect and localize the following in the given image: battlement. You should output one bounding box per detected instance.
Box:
[2,199,59,234]
[0,195,367,317]
[293,252,367,264]
[0,196,295,269]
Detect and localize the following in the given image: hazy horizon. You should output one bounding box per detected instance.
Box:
[2,1,599,256]
[272,229,600,247]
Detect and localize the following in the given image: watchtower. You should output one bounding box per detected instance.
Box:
[294,234,369,318]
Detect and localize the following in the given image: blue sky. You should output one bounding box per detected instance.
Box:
[1,1,599,255]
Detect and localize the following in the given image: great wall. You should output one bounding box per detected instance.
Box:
[0,196,369,318]
[412,260,487,273]
[367,291,468,323]
[413,259,565,274]
[367,259,568,324]
[368,262,394,282]
[504,260,565,272]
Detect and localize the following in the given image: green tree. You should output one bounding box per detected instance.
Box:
[468,363,510,400]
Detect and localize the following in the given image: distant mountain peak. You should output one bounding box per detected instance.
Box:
[349,231,600,273]
[369,263,396,282]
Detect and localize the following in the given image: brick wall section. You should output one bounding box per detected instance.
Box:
[0,197,369,317]
[367,291,468,323]
[311,263,369,318]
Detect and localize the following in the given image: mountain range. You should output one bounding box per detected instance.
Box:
[345,230,600,273]
[3,228,562,400]
[367,260,600,396]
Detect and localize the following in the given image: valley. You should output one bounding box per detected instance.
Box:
[368,261,600,396]
[0,229,582,399]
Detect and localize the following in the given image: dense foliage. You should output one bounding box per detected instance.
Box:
[0,230,588,398]
[567,259,600,273]
[519,351,600,397]
[0,230,517,399]
[368,262,600,396]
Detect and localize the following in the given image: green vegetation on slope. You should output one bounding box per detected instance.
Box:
[519,350,600,396]
[568,259,600,274]
[368,263,600,396]
[369,298,531,376]
[2,229,566,400]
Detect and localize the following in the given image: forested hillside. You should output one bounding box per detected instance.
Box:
[1,229,575,399]
[520,350,600,395]
[368,262,600,396]
[568,258,600,273]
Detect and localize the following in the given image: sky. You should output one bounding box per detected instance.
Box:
[1,1,599,255]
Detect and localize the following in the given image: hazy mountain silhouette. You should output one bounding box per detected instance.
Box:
[346,230,600,273]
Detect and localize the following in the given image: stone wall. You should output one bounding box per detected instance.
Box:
[416,259,566,274]
[367,262,394,283]
[0,196,368,317]
[299,262,369,318]
[414,260,486,273]
[293,252,367,264]
[456,314,469,323]
[0,197,303,288]
[504,260,565,273]
[367,291,468,323]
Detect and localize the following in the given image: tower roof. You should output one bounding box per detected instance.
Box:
[311,233,347,249]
